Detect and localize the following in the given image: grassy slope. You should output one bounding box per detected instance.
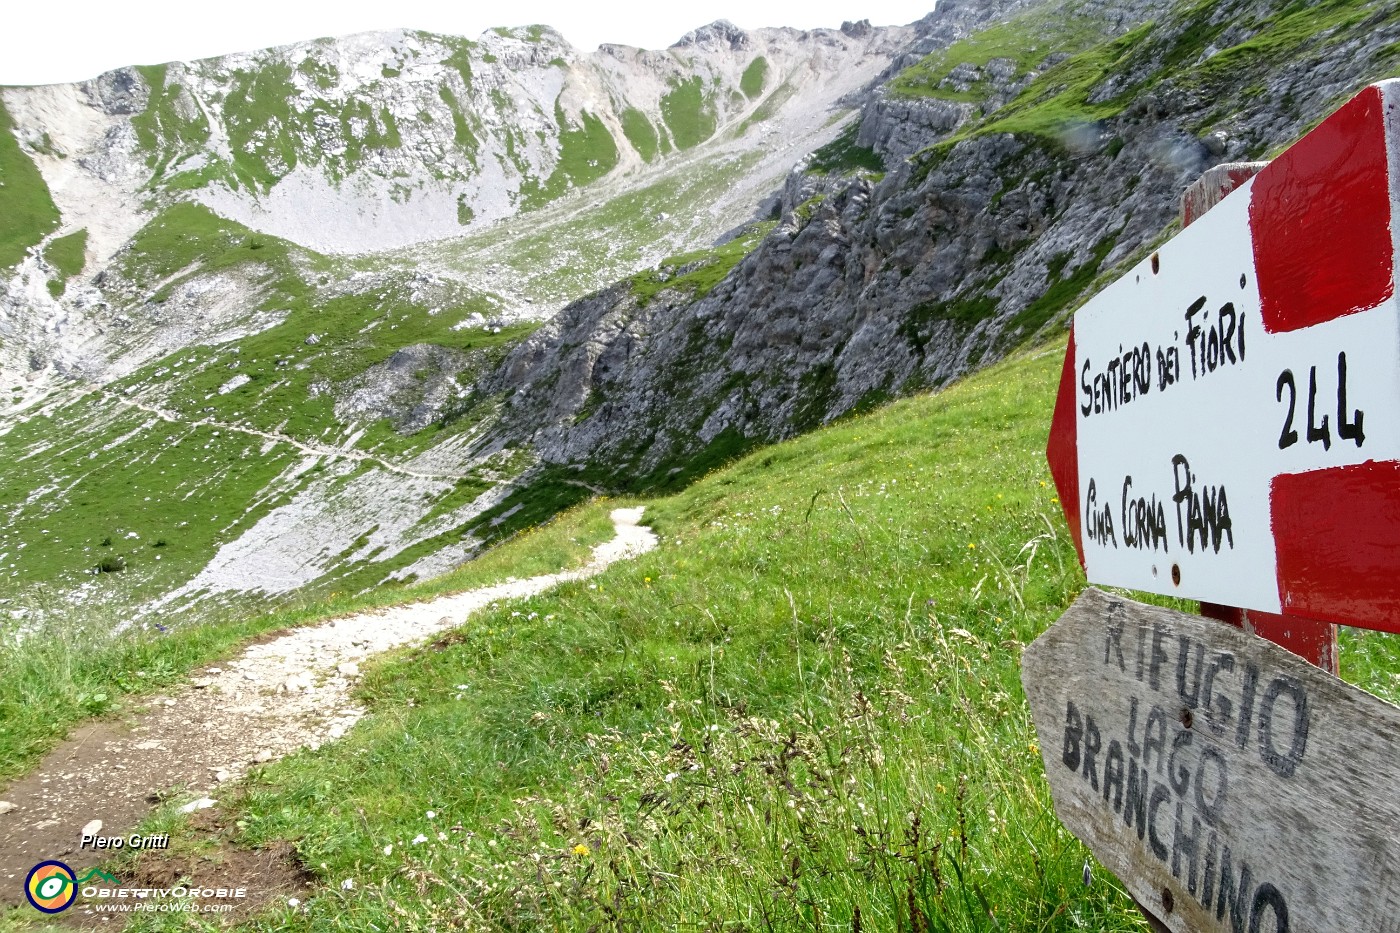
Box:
[627,222,776,306]
[40,228,87,296]
[0,96,60,271]
[907,0,1400,149]
[889,0,1121,105]
[92,343,1395,931]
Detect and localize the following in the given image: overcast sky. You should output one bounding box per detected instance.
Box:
[2,0,937,86]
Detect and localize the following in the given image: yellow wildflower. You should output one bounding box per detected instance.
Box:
[572,844,590,857]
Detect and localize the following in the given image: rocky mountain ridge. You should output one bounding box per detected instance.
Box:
[3,21,907,260]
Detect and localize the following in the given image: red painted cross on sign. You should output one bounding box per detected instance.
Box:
[1047,80,1400,635]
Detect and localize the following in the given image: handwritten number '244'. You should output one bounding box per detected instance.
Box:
[1276,352,1364,451]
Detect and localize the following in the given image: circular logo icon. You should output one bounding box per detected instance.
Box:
[25,860,77,913]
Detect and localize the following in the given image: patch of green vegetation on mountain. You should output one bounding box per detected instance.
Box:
[620,107,659,162]
[1008,234,1118,338]
[0,393,304,601]
[220,61,305,192]
[213,58,418,191]
[740,56,769,99]
[440,37,475,90]
[628,222,774,307]
[661,75,717,150]
[1158,0,1400,103]
[493,25,550,43]
[0,96,60,271]
[130,64,211,172]
[437,86,480,167]
[109,204,534,461]
[428,148,764,306]
[736,74,798,134]
[297,55,340,92]
[930,0,1400,151]
[113,201,306,293]
[520,104,619,210]
[808,121,884,175]
[41,228,87,297]
[889,0,1122,104]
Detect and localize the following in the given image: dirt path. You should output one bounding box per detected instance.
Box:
[0,507,656,904]
[106,393,480,481]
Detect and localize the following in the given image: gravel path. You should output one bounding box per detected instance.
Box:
[107,392,479,481]
[0,507,655,900]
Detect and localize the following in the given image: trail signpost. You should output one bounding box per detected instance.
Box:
[1029,79,1400,932]
[1045,80,1400,637]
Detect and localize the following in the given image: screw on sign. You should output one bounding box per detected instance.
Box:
[1045,79,1400,644]
[1031,80,1400,933]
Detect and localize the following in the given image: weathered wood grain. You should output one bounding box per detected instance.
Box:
[1022,588,1400,933]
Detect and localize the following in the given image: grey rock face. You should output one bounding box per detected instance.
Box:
[83,68,151,116]
[857,94,974,164]
[336,344,474,433]
[674,21,751,50]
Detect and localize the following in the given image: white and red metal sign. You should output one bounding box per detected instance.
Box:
[1048,80,1400,635]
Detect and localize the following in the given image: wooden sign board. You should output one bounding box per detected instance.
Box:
[1022,589,1400,933]
[1045,80,1400,634]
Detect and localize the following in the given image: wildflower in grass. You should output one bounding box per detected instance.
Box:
[340,879,354,891]
[383,844,393,856]
[426,810,436,819]
[572,843,590,857]
[411,833,428,845]
[967,543,976,550]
